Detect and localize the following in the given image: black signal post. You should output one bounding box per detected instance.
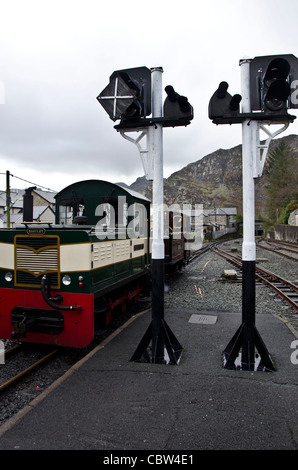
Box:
[97,67,193,364]
[221,61,275,371]
[208,54,298,370]
[129,69,186,364]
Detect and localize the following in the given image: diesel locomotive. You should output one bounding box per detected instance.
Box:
[0,180,189,348]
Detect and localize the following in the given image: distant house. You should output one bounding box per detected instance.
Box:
[33,205,55,223]
[288,209,298,226]
[0,188,23,216]
[203,207,237,239]
[32,188,56,210]
[0,187,56,228]
[0,188,24,228]
[182,206,238,241]
[0,212,23,228]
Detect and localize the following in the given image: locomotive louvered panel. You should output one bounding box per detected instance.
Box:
[92,245,100,263]
[14,235,60,288]
[91,241,134,270]
[115,240,130,261]
[16,248,58,274]
[100,243,112,261]
[106,244,113,259]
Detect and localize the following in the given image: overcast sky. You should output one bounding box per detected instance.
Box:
[0,0,297,193]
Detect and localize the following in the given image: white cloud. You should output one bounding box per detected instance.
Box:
[0,0,297,192]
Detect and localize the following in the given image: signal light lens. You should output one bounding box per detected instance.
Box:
[264,58,291,87]
[265,80,291,111]
[5,272,13,282]
[62,275,71,286]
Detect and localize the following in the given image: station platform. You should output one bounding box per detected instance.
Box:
[0,307,297,452]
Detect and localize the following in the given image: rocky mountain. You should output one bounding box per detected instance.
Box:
[129,133,298,215]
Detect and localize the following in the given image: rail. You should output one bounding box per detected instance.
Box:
[212,245,298,312]
[0,348,59,394]
[256,238,298,261]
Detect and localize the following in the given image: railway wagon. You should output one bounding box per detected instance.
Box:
[0,180,151,348]
[164,210,190,271]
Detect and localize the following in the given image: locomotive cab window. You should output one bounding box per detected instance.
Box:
[58,198,86,225]
[59,205,74,225]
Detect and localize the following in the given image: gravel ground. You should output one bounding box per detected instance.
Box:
[0,238,297,427]
[165,239,298,333]
[0,312,139,426]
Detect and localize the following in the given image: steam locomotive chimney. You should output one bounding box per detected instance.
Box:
[23,186,36,222]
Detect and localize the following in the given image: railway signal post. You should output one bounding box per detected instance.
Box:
[209,54,298,370]
[222,59,276,371]
[128,67,183,364]
[97,66,193,364]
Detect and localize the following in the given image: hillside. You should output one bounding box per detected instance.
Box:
[130,134,298,215]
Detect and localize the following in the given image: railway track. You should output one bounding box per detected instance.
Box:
[0,346,59,394]
[212,245,298,312]
[0,246,209,399]
[187,243,212,264]
[0,298,151,391]
[256,238,298,261]
[0,307,151,426]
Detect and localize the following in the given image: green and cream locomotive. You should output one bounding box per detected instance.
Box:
[0,180,151,348]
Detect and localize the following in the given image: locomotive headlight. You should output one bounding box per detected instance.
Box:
[5,271,13,282]
[62,274,71,286]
